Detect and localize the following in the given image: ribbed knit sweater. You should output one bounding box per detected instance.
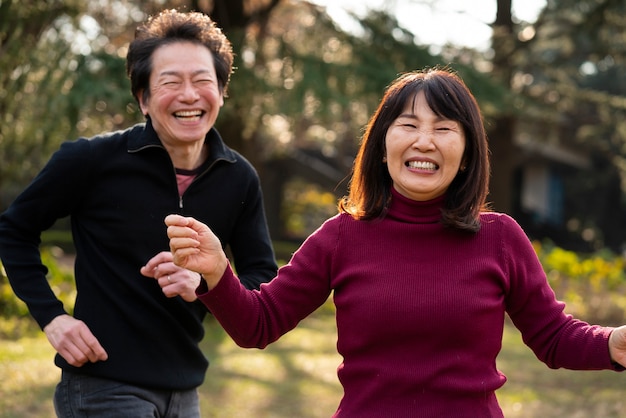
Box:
[198,188,618,417]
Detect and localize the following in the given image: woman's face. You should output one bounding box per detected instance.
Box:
[139,41,224,147]
[384,91,466,201]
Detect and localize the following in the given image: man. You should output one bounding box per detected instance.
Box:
[0,9,277,417]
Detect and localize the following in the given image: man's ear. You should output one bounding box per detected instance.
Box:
[138,90,149,116]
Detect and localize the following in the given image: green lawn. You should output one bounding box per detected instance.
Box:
[1,302,625,418]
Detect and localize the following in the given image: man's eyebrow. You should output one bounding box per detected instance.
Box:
[157,69,213,77]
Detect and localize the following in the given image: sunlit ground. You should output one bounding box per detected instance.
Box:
[1,302,625,418]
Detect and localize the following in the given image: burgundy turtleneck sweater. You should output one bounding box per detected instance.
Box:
[198,188,618,417]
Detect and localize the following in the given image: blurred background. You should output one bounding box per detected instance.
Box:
[2,0,626,254]
[5,3,626,416]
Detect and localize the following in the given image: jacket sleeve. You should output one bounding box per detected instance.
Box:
[0,139,91,329]
[226,168,278,290]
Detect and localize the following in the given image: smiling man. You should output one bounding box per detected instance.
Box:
[0,9,277,418]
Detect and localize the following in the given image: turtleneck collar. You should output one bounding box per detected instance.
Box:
[387,187,444,224]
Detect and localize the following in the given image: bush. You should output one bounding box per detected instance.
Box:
[534,240,626,325]
[2,240,626,332]
[0,246,75,320]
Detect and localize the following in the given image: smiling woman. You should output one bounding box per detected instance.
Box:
[384,91,466,202]
[163,67,626,418]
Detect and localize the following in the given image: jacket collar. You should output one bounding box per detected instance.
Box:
[127,118,237,165]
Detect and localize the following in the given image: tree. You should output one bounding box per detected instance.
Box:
[487,0,518,214]
[0,0,145,208]
[0,0,506,242]
[502,0,626,250]
[0,0,82,206]
[206,1,505,238]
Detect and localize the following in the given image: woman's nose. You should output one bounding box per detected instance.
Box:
[412,129,435,150]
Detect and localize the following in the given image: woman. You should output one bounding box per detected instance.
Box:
[158,68,626,417]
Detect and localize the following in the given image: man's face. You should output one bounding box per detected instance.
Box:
[139,41,224,146]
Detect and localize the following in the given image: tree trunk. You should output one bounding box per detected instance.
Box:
[488,0,517,214]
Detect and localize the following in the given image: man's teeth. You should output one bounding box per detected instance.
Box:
[407,161,437,170]
[175,110,202,118]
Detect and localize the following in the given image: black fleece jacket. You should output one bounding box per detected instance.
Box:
[0,120,277,390]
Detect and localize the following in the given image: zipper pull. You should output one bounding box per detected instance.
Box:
[179,195,183,209]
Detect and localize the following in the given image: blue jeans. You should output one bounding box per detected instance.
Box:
[54,370,200,418]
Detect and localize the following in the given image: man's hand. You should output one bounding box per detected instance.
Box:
[164,214,228,290]
[43,314,108,367]
[141,251,201,302]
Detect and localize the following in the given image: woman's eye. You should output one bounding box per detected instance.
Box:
[437,123,458,131]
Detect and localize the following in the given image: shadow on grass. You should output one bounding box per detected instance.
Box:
[198,304,626,418]
[198,299,342,418]
[3,302,625,417]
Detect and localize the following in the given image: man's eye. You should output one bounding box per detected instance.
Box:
[193,79,214,87]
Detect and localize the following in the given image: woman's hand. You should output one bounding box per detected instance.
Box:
[164,214,228,290]
[608,325,626,368]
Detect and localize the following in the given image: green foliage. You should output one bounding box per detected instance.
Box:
[0,247,75,329]
[281,178,337,239]
[3,0,626,251]
[534,240,626,325]
[0,0,142,210]
[41,228,75,253]
[271,240,301,265]
[41,247,76,313]
[217,1,507,169]
[0,0,85,206]
[0,260,28,319]
[509,0,626,249]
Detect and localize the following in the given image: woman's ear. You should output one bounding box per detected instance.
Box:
[460,155,468,172]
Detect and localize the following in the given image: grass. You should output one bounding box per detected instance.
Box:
[0,333,59,417]
[2,303,626,418]
[197,301,342,417]
[497,318,625,417]
[2,247,625,417]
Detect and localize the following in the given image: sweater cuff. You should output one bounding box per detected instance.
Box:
[195,263,234,297]
[608,328,626,371]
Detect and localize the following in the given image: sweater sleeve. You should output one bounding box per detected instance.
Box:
[0,139,92,329]
[197,216,338,348]
[500,214,617,371]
